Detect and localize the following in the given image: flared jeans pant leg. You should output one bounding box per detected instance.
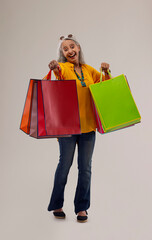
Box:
[47,136,77,211]
[74,131,96,214]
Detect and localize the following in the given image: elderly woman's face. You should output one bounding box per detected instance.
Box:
[61,40,80,64]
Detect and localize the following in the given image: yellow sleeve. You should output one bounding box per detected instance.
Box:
[86,65,105,83]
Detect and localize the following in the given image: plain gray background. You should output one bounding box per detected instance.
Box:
[1,0,152,239]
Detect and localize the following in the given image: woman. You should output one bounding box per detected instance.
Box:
[46,34,110,222]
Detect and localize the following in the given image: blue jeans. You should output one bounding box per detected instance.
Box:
[47,131,96,214]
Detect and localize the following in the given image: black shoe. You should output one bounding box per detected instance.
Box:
[77,215,88,223]
[53,211,66,219]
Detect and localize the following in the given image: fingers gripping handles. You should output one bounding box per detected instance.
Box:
[47,65,64,80]
[100,68,112,82]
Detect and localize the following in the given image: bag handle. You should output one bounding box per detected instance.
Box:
[100,68,112,82]
[47,65,64,80]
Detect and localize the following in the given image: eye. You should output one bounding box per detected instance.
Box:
[63,47,68,51]
[70,44,75,49]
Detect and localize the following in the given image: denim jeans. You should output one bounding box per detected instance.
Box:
[47,131,96,214]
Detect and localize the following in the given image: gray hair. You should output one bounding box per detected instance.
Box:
[57,35,85,64]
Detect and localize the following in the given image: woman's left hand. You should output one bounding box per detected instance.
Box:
[100,62,110,72]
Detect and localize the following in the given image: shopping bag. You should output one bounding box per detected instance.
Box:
[20,70,81,138]
[89,69,141,133]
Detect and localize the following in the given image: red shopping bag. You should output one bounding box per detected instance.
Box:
[20,70,81,138]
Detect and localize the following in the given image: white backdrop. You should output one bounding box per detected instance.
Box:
[1,0,152,239]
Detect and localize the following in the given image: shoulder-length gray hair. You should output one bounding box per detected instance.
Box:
[57,34,85,64]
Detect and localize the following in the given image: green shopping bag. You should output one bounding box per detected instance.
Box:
[89,69,141,133]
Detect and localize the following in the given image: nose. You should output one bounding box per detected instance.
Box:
[68,48,73,55]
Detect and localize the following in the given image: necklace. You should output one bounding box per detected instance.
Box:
[74,67,86,87]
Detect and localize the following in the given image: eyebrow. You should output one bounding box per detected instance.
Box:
[62,43,75,50]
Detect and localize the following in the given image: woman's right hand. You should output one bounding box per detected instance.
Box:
[48,60,59,70]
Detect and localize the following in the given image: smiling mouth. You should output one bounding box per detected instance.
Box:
[69,53,76,58]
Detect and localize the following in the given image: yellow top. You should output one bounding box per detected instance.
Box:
[44,62,106,133]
